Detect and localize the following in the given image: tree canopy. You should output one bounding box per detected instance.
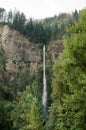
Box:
[47,9,86,130]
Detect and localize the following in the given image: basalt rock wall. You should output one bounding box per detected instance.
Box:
[0,25,63,84]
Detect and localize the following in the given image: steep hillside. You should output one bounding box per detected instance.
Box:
[0,25,42,74]
[0,25,64,92]
[0,25,63,71]
[46,40,63,63]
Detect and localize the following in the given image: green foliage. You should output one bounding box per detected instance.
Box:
[47,62,67,130]
[48,9,86,130]
[25,19,49,44]
[0,8,5,22]
[11,85,44,130]
[0,44,6,70]
[0,7,86,130]
[0,43,7,94]
[12,11,26,33]
[33,22,46,44]
[0,100,16,130]
[51,23,59,40]
[73,9,79,22]
[7,10,13,23]
[25,18,34,40]
[0,44,16,130]
[0,7,80,44]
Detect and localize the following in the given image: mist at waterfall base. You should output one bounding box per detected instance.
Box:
[42,45,47,113]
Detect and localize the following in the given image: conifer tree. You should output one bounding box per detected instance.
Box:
[12,85,44,130]
[48,9,86,130]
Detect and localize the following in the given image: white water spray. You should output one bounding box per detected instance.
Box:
[42,45,47,112]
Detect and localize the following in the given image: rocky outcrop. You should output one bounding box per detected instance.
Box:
[0,25,64,84]
[0,25,42,76]
[46,40,64,63]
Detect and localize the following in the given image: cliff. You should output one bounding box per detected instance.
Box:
[46,40,63,63]
[0,25,63,86]
[0,25,42,75]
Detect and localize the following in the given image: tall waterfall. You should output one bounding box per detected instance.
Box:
[42,45,47,112]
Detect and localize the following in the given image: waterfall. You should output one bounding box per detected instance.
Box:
[42,45,47,112]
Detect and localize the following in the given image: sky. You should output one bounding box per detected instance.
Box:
[0,0,86,19]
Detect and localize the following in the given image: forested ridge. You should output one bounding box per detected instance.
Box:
[0,7,86,130]
[0,8,79,44]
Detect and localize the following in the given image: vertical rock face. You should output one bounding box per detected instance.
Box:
[46,40,64,64]
[0,25,42,76]
[0,25,64,87]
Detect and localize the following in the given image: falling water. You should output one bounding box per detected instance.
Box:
[42,45,47,113]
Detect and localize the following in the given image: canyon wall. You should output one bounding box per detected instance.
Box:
[0,25,63,85]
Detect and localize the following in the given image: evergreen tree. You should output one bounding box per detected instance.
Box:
[25,18,34,40]
[51,23,59,40]
[73,9,79,22]
[13,11,26,33]
[12,85,44,130]
[0,8,5,22]
[7,10,13,23]
[0,44,16,130]
[48,9,86,130]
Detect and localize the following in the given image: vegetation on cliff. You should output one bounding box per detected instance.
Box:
[0,7,86,130]
[0,7,79,44]
[47,9,86,130]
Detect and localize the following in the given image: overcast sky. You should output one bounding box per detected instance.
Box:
[0,0,86,19]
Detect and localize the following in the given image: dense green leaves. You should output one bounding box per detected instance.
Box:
[12,11,26,33]
[12,85,44,130]
[48,9,86,130]
[25,20,47,44]
[0,44,16,130]
[0,44,6,70]
[0,6,86,130]
[0,7,80,44]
